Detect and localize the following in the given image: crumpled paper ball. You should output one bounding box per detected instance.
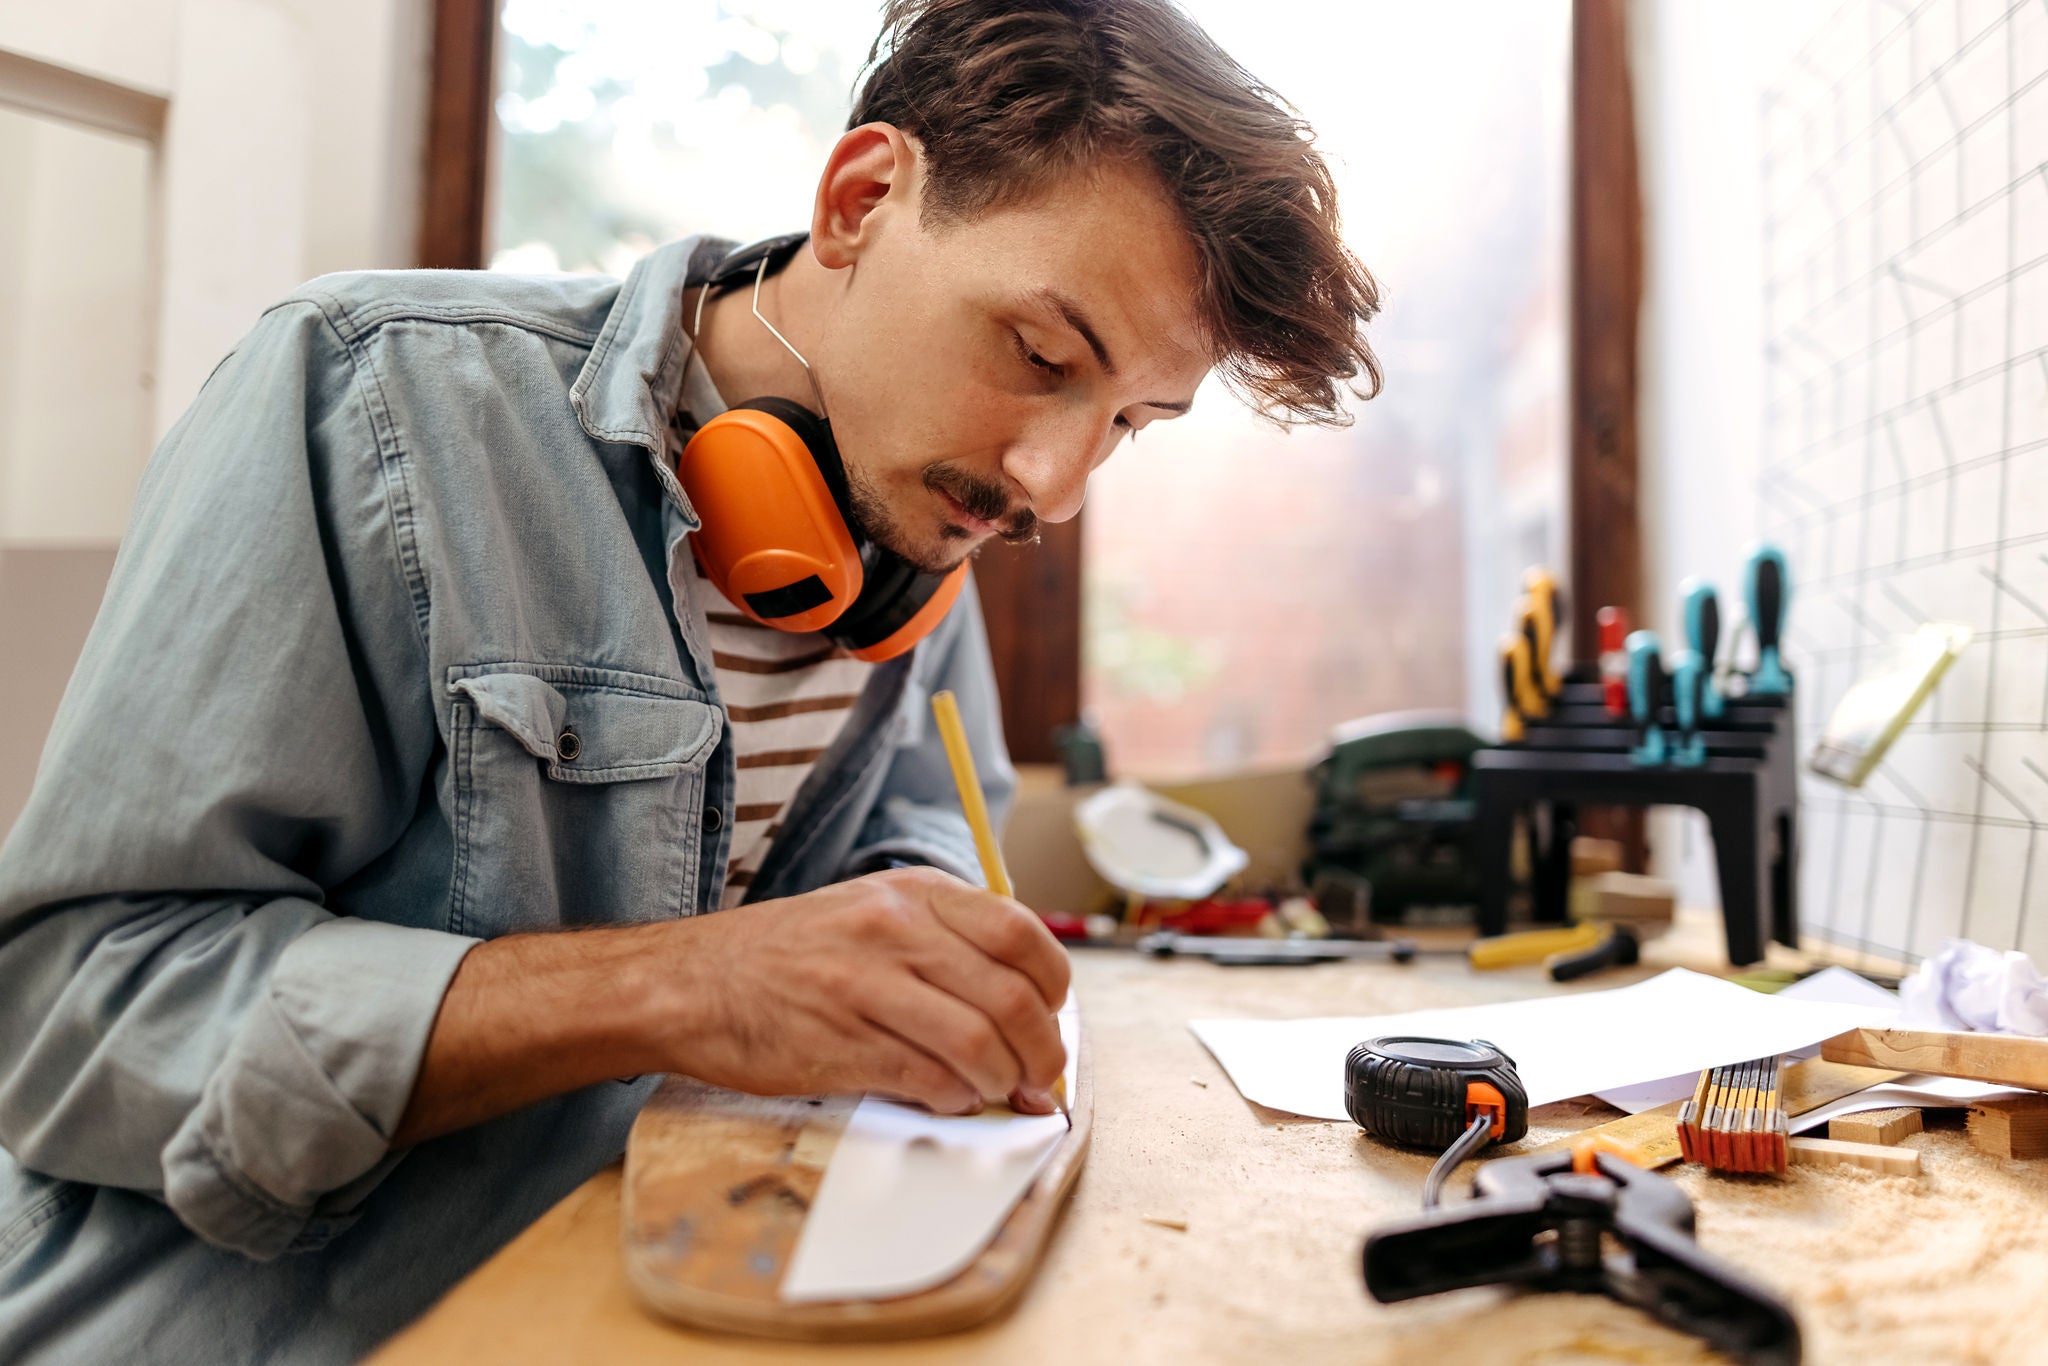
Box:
[1899,938,2048,1035]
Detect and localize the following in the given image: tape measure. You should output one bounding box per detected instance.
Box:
[1344,1037,1529,1149]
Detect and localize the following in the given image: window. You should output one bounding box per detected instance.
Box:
[491,0,875,273]
[1082,2,1569,779]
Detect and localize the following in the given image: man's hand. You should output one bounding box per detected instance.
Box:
[393,867,1069,1146]
[659,866,1070,1115]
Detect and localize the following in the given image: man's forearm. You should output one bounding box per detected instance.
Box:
[393,923,686,1147]
[390,870,1071,1151]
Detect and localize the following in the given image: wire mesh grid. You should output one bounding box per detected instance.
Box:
[1760,0,2048,963]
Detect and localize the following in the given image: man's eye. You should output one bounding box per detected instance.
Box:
[1012,331,1061,376]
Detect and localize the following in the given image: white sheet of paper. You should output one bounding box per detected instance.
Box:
[1188,968,1899,1120]
[779,1006,1079,1303]
[1789,1075,2027,1131]
[1591,966,1906,1114]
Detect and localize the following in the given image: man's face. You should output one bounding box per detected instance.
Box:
[808,154,1212,576]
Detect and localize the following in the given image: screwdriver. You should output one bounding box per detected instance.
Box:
[1522,566,1566,698]
[1498,633,1539,742]
[1513,598,1551,719]
[1626,630,1668,765]
[1745,544,1793,696]
[1679,577,1725,719]
[1597,606,1630,717]
[1668,648,1707,767]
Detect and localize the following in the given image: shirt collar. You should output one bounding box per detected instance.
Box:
[569,234,734,528]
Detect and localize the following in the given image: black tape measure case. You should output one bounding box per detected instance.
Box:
[1345,1036,1529,1149]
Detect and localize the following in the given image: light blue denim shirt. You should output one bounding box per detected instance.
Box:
[0,235,1015,1364]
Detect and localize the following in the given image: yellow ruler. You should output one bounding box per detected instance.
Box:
[1533,1057,1905,1169]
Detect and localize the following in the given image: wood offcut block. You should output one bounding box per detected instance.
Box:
[1967,1095,2048,1160]
[1570,836,1625,879]
[1788,1136,1921,1176]
[1828,1107,1923,1146]
[1590,871,1676,925]
[1821,1026,2048,1090]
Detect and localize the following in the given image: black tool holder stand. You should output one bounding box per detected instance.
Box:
[1472,669,1799,967]
[1363,1148,1801,1365]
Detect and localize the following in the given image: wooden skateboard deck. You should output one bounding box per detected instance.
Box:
[622,1029,1092,1341]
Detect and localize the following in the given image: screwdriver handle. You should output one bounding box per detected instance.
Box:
[1498,634,1535,742]
[1668,649,1706,767]
[1514,599,1550,718]
[1626,630,1667,765]
[1521,566,1565,697]
[1547,924,1640,982]
[1680,577,1719,665]
[1680,579,1725,719]
[1597,606,1630,717]
[1745,544,1793,696]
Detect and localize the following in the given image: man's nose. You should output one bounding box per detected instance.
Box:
[999,417,1116,525]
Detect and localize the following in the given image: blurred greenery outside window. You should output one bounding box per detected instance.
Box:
[492,0,1569,781]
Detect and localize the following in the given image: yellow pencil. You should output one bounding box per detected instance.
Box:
[929,689,1067,1120]
[930,689,1012,898]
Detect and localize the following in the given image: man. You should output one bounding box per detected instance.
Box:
[0,0,1380,1359]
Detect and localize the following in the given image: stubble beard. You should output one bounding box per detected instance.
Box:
[844,462,1040,577]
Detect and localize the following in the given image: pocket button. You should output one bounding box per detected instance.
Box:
[702,805,724,833]
[556,728,582,761]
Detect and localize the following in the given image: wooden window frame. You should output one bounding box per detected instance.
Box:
[419,0,1639,770]
[417,0,500,271]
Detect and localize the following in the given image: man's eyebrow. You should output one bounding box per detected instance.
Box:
[1030,287,1118,375]
[1029,287,1192,413]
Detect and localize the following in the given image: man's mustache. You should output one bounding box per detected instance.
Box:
[923,466,1038,544]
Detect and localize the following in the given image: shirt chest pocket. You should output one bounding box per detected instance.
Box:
[447,667,722,936]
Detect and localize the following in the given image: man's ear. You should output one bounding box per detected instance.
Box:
[811,123,919,270]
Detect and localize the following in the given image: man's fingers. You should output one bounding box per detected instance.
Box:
[1007,1084,1058,1116]
[862,978,1026,1102]
[920,881,1071,1010]
[904,937,1066,1093]
[861,1029,981,1115]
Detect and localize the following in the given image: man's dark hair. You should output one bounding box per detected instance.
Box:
[851,0,1382,427]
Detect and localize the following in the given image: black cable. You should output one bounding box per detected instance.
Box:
[1420,1112,1494,1209]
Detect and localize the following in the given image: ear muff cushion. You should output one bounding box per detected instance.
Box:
[676,398,862,632]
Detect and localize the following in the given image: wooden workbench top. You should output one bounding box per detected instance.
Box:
[368,942,2048,1366]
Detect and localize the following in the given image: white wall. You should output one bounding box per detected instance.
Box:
[0,112,153,543]
[0,0,433,835]
[1632,0,1832,904]
[0,0,432,531]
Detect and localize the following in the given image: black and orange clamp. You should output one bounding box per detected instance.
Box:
[1363,1144,1802,1365]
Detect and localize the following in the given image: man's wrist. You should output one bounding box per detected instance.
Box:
[571,919,704,1081]
[394,918,709,1146]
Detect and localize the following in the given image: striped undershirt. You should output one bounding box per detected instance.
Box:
[667,341,873,908]
[689,556,872,907]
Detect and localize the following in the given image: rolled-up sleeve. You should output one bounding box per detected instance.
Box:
[843,583,1019,885]
[0,301,477,1260]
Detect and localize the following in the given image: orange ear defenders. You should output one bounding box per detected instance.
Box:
[674,235,968,663]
